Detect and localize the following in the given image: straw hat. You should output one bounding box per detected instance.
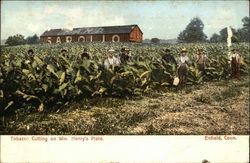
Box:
[108,49,115,52]
[181,48,187,52]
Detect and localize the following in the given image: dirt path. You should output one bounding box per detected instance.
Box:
[1,77,249,135]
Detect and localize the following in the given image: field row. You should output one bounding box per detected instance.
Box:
[0,43,249,113]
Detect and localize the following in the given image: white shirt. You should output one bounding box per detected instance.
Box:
[178,56,189,66]
[104,56,120,68]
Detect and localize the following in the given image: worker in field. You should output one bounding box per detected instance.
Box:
[104,49,120,70]
[21,49,34,69]
[177,48,190,87]
[120,48,130,64]
[162,48,177,66]
[58,49,70,72]
[229,48,241,79]
[60,49,69,59]
[127,48,134,61]
[195,48,207,73]
[80,48,90,60]
[27,49,35,62]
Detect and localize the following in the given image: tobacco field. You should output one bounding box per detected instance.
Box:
[0,42,249,135]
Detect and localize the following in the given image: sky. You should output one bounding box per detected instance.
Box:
[1,0,249,40]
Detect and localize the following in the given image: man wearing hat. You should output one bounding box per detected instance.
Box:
[229,48,241,79]
[27,49,35,62]
[58,49,71,72]
[22,49,35,69]
[177,48,190,86]
[60,49,69,59]
[80,48,90,60]
[195,48,207,73]
[162,48,177,66]
[104,49,120,70]
[120,48,130,64]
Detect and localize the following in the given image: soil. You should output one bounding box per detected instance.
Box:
[1,77,249,135]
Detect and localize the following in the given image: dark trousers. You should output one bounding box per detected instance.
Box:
[231,57,240,79]
[178,64,187,86]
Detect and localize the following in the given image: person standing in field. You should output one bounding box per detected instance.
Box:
[177,48,190,87]
[27,49,35,62]
[104,49,120,70]
[80,48,90,60]
[22,49,35,69]
[229,48,241,79]
[162,48,177,66]
[58,49,70,72]
[120,48,132,64]
[195,48,207,73]
[60,49,69,59]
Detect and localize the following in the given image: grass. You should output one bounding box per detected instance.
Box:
[0,76,249,135]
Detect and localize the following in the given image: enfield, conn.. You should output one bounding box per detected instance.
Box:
[205,135,237,140]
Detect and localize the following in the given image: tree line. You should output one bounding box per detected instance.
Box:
[177,16,249,43]
[5,34,39,46]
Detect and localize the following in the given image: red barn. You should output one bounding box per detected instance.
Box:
[40,24,143,43]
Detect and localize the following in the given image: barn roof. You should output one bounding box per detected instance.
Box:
[40,29,71,37]
[40,24,141,36]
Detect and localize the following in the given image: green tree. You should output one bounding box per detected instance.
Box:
[209,33,221,43]
[178,17,207,43]
[242,16,250,30]
[177,31,186,43]
[219,27,238,43]
[26,34,39,44]
[5,34,26,46]
[151,38,160,43]
[237,16,250,42]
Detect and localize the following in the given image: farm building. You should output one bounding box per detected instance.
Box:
[40,24,143,43]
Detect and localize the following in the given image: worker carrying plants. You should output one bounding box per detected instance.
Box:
[104,49,120,70]
[177,48,190,87]
[229,48,241,79]
[195,48,207,73]
[80,48,90,60]
[162,48,177,66]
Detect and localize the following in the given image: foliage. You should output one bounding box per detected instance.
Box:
[219,27,239,43]
[178,17,207,43]
[0,42,249,114]
[209,16,249,43]
[151,38,160,43]
[209,33,221,43]
[237,16,250,42]
[26,34,40,44]
[5,34,26,46]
